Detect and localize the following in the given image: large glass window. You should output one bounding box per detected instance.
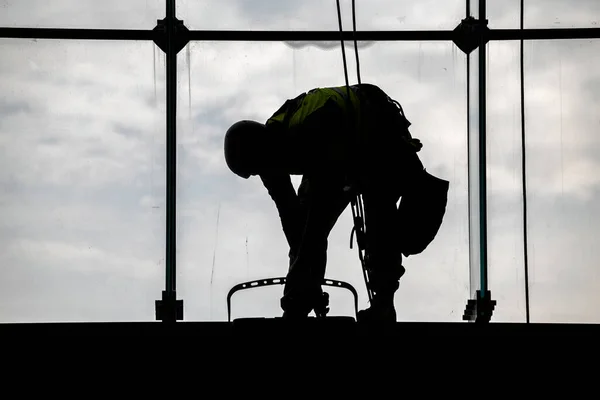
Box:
[1,1,598,325]
[176,41,469,321]
[0,39,166,322]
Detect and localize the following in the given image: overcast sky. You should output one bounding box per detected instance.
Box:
[0,0,598,323]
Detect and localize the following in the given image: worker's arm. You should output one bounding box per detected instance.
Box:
[260,174,301,250]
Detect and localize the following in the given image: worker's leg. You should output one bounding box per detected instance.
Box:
[355,130,423,322]
[356,170,405,322]
[278,97,352,317]
[281,173,351,318]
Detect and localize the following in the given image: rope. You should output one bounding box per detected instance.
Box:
[335,0,373,302]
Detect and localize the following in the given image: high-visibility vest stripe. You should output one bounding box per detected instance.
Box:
[266,86,361,130]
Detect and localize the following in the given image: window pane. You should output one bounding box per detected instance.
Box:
[487,0,521,29]
[524,39,600,323]
[177,40,469,322]
[0,39,166,322]
[486,41,527,322]
[0,0,164,29]
[467,47,482,299]
[177,0,465,31]
[526,0,600,29]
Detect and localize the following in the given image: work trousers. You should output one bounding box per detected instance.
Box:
[271,95,423,314]
[280,165,413,315]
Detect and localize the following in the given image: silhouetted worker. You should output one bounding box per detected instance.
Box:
[223,83,448,322]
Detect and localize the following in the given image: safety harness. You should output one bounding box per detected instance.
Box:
[335,0,375,302]
[334,1,433,303]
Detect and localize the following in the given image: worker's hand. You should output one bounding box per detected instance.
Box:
[410,138,423,152]
[402,137,422,152]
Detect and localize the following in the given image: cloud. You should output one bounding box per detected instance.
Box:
[0,39,165,189]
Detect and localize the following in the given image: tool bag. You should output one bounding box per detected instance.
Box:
[397,169,450,257]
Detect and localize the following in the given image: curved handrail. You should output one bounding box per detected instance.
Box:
[226,277,359,322]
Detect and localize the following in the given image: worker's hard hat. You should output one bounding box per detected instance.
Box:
[224,120,266,179]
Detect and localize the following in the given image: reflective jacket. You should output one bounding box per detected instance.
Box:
[263,84,449,258]
[266,85,361,132]
[265,84,420,155]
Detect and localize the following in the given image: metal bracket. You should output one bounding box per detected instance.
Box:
[153,17,190,54]
[463,290,496,323]
[227,277,359,322]
[452,16,490,55]
[155,290,183,322]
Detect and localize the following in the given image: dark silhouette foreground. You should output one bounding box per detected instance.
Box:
[224,83,449,322]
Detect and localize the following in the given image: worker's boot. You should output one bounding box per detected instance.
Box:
[357,286,398,323]
[312,291,330,318]
[281,290,329,320]
[357,265,405,323]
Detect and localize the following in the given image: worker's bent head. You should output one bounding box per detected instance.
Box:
[224,120,271,179]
